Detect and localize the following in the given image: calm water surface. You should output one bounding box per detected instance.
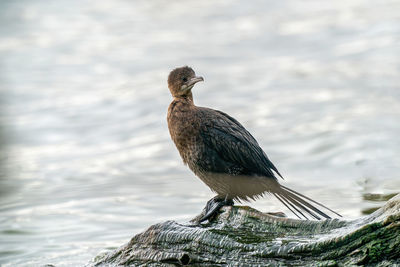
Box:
[1,0,400,265]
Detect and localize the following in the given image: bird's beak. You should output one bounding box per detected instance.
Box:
[188,76,204,87]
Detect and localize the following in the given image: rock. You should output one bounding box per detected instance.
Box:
[91,194,400,266]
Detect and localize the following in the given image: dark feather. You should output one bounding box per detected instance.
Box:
[198,108,283,179]
[273,185,342,220]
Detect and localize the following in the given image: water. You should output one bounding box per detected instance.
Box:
[0,0,399,265]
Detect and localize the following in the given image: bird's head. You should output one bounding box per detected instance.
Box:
[168,66,204,98]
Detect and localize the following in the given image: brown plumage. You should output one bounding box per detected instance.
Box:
[167,66,341,221]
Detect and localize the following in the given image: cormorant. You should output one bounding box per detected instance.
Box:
[167,66,341,222]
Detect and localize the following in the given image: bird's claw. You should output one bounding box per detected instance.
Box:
[198,197,234,223]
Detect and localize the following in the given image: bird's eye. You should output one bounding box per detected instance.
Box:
[182,77,188,82]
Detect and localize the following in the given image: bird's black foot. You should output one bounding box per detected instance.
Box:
[199,196,234,223]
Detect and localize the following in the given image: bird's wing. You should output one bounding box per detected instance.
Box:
[198,108,283,179]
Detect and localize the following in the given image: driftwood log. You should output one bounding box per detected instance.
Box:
[91,194,400,266]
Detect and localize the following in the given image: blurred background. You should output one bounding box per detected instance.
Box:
[0,0,400,265]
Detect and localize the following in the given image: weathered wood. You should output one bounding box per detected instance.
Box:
[91,194,400,266]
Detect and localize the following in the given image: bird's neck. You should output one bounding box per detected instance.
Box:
[173,92,194,105]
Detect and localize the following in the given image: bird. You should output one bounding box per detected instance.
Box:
[166,66,341,222]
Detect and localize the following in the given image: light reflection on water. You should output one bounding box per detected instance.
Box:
[1,0,400,265]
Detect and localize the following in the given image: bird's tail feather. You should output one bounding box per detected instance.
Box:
[273,185,342,220]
